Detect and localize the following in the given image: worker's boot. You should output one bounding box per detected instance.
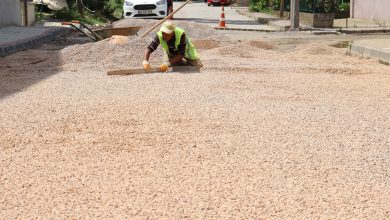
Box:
[187,58,203,69]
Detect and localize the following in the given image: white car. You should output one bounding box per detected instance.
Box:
[123,0,170,19]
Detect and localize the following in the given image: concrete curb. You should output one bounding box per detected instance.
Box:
[349,43,390,64]
[0,27,70,57]
[339,28,390,34]
[214,27,281,32]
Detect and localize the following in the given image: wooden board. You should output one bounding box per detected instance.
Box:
[107,67,163,76]
[107,66,199,76]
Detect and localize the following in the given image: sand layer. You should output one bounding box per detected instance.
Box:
[1,24,390,219]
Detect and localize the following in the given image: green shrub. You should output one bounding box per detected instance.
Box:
[250,0,280,12]
[41,0,124,24]
[249,0,340,13]
[338,2,349,11]
[104,0,123,19]
[64,0,124,20]
[52,6,106,24]
[315,0,337,13]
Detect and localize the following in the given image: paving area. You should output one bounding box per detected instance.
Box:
[1,18,390,217]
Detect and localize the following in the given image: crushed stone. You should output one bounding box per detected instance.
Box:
[1,31,390,219]
[58,36,164,70]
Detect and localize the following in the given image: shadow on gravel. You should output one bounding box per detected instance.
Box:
[172,66,201,74]
[0,49,61,101]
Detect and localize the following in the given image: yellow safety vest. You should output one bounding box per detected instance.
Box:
[157,27,199,60]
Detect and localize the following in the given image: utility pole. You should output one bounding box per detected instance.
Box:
[290,0,299,30]
[279,0,285,17]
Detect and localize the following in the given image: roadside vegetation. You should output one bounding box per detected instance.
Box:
[249,0,350,14]
[35,0,124,25]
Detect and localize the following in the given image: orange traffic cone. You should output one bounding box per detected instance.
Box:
[217,4,226,28]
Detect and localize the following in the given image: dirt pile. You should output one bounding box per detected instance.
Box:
[293,43,340,56]
[205,41,276,59]
[192,39,220,50]
[58,36,164,70]
[248,40,275,50]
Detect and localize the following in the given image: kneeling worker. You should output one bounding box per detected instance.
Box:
[143,21,203,72]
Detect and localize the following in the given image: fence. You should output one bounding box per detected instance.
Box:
[279,0,349,13]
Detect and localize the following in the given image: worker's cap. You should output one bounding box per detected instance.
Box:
[160,21,176,34]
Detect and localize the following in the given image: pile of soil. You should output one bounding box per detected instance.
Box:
[293,43,339,56]
[192,39,220,50]
[207,41,265,59]
[248,40,275,50]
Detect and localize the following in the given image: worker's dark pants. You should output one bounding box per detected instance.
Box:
[163,53,203,69]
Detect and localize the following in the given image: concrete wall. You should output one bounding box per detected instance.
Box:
[351,0,390,22]
[0,0,22,26]
[300,12,335,28]
[21,2,36,26]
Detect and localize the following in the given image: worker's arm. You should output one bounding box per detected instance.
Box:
[143,35,160,70]
[144,48,152,61]
[144,35,160,61]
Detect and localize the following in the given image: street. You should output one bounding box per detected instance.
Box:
[173,1,275,30]
[1,2,390,219]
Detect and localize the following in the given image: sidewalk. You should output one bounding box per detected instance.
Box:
[334,18,390,33]
[349,39,390,64]
[235,7,288,30]
[174,2,280,32]
[235,7,390,33]
[0,26,69,57]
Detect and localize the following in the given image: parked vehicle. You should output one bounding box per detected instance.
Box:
[123,0,172,18]
[207,0,231,6]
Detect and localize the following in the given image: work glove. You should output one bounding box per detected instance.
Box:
[143,60,151,71]
[160,62,169,72]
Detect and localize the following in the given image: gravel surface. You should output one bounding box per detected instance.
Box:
[1,30,390,218]
[56,19,223,71]
[58,36,164,71]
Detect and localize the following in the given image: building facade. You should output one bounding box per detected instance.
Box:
[0,0,22,26]
[351,0,390,22]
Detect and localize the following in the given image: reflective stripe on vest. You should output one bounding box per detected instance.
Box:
[157,27,199,60]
